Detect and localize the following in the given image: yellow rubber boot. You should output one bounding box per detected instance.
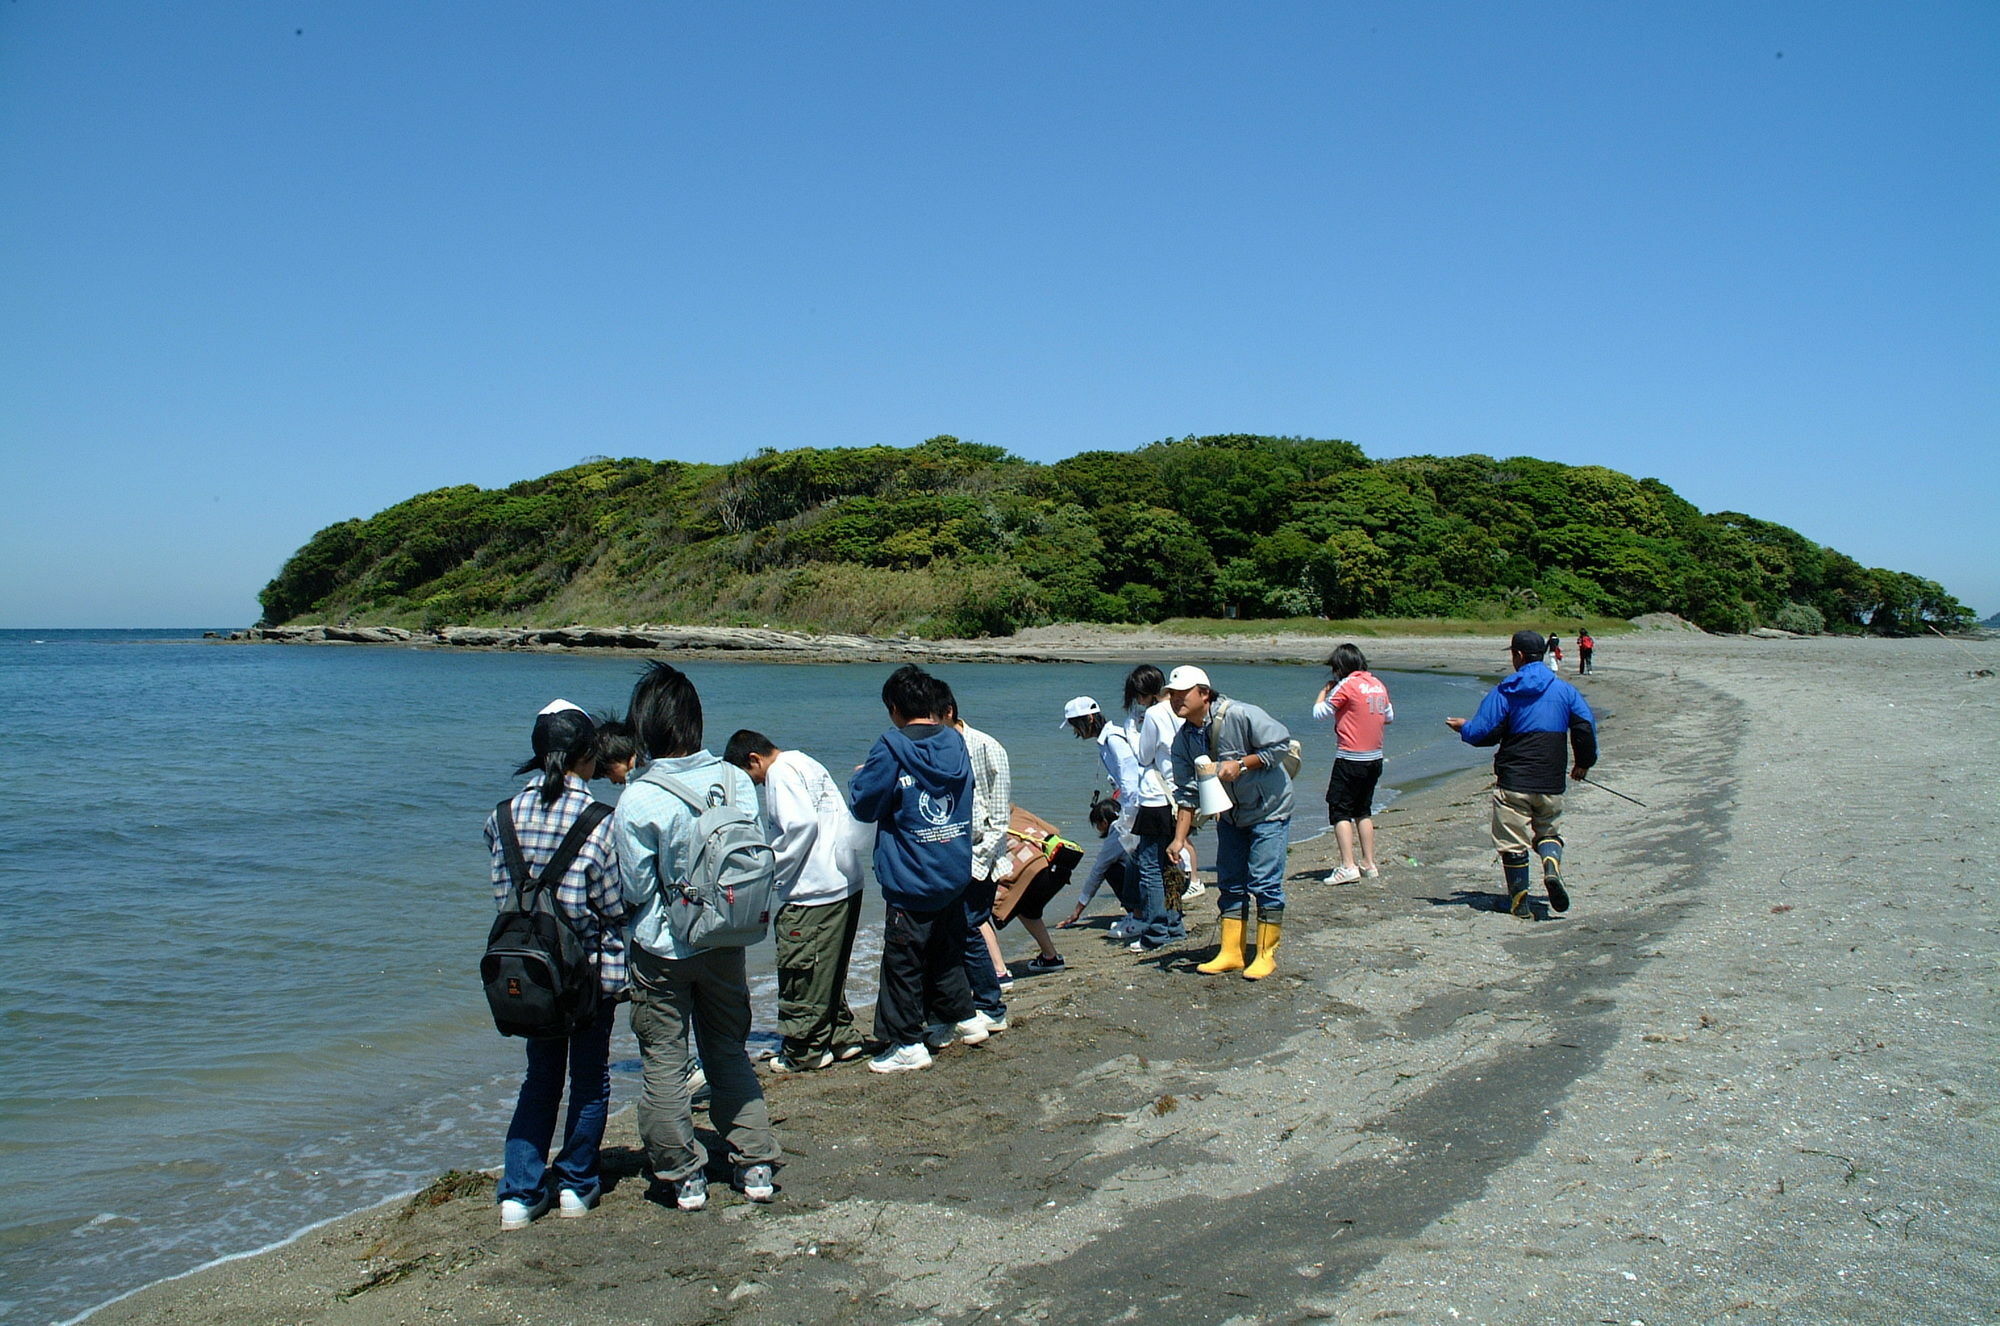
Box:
[1196,915,1247,974]
[1242,919,1283,980]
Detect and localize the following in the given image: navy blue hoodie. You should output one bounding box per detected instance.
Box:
[848,723,974,910]
[1458,661,1598,795]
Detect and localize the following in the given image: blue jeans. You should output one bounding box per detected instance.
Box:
[1131,833,1184,947]
[962,875,1005,1019]
[1214,817,1289,920]
[499,1001,615,1203]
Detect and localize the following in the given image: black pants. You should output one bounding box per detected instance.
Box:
[874,897,974,1049]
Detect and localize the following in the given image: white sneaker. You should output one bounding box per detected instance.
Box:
[1361,864,1379,879]
[1328,864,1362,885]
[869,1042,934,1073]
[557,1188,597,1218]
[1182,879,1207,900]
[971,1009,1008,1035]
[499,1191,552,1230]
[768,1050,834,1073]
[736,1163,776,1202]
[954,1016,992,1045]
[672,1172,708,1211]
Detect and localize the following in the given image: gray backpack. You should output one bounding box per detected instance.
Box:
[643,769,777,951]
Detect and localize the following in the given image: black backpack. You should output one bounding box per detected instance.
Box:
[481,797,612,1039]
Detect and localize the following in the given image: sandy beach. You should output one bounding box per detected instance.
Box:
[90,630,1998,1325]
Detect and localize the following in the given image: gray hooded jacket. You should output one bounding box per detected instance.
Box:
[1169,696,1294,826]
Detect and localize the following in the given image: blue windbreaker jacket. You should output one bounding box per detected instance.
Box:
[1458,661,1598,795]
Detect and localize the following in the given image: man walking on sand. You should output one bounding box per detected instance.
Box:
[1446,630,1598,917]
[723,730,869,1073]
[1165,666,1296,980]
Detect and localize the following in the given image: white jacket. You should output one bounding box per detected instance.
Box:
[1128,701,1179,808]
[761,749,866,907]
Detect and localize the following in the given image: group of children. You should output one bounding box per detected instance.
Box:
[483,648,1402,1228]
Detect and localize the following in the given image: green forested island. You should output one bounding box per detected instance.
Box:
[259,435,1971,638]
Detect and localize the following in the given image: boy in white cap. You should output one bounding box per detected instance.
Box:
[1164,667,1296,980]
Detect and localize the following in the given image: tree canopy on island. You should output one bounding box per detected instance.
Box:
[259,435,1973,638]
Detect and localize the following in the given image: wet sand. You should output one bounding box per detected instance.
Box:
[90,632,1998,1325]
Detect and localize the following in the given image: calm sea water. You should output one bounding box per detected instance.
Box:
[0,629,1488,1324]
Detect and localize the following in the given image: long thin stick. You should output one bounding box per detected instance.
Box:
[1927,624,1993,669]
[1577,774,1647,808]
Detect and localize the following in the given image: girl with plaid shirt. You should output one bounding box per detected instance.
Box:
[483,701,629,1230]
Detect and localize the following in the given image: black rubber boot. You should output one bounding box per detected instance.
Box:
[1502,852,1533,917]
[1536,837,1568,913]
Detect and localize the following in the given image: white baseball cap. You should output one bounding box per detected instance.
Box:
[1059,696,1102,728]
[1164,665,1211,691]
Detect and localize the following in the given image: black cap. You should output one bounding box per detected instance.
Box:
[528,700,596,762]
[1510,630,1546,658]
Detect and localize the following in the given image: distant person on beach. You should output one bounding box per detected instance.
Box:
[1313,643,1394,884]
[591,717,644,785]
[1064,694,1182,951]
[948,696,1014,1037]
[1546,634,1564,672]
[1577,628,1595,675]
[484,700,630,1230]
[723,730,869,1073]
[1061,794,1131,928]
[1167,667,1296,980]
[849,665,983,1073]
[613,663,781,1211]
[1446,630,1598,917]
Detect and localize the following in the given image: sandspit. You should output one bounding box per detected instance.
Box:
[93,632,1997,1325]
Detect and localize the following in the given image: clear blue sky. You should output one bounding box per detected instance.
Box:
[3,2,1994,626]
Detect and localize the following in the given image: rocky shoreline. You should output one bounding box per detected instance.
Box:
[223,616,1708,667]
[222,622,1087,663]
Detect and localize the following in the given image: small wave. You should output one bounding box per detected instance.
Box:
[57,1191,409,1326]
[77,1213,139,1233]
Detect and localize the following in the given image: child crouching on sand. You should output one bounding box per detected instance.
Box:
[1061,795,1132,928]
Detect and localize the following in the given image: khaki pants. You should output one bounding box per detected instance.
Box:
[628,945,779,1182]
[774,893,867,1060]
[1490,787,1563,856]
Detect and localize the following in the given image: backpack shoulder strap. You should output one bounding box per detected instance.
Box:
[645,772,712,815]
[495,798,532,894]
[499,798,612,906]
[531,801,612,900]
[650,770,738,815]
